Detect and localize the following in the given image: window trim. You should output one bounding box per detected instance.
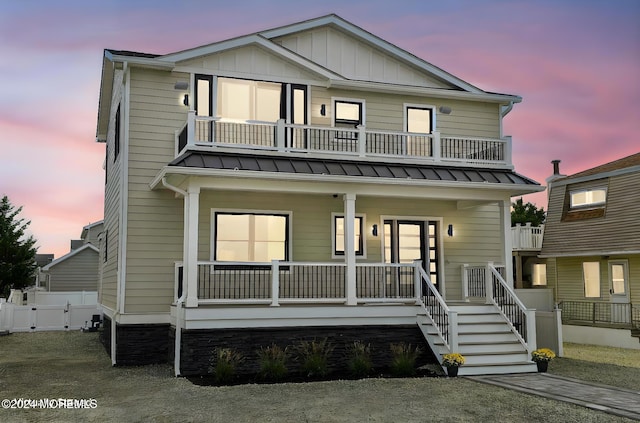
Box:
[569,187,607,209]
[211,209,292,263]
[403,103,436,133]
[331,213,366,259]
[332,97,365,127]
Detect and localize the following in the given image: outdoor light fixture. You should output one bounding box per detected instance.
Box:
[438,106,452,115]
[447,224,454,237]
[183,94,189,107]
[174,81,189,90]
[320,104,326,116]
[372,224,378,237]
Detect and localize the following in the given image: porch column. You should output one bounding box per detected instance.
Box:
[344,193,357,305]
[500,199,514,287]
[184,185,200,307]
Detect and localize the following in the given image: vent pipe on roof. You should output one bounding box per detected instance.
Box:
[546,159,566,186]
[551,159,561,175]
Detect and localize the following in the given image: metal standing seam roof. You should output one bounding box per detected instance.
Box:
[168,151,540,186]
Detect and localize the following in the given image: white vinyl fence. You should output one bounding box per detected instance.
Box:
[0,301,99,333]
[26,290,98,306]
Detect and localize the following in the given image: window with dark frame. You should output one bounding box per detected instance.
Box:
[114,104,121,160]
[334,100,362,127]
[334,215,364,256]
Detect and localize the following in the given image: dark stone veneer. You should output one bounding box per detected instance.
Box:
[100,318,436,376]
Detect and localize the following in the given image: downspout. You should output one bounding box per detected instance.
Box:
[161,176,187,376]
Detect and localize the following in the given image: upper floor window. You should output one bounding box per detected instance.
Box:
[114,104,121,161]
[334,99,364,128]
[217,77,281,122]
[570,188,607,209]
[405,105,433,134]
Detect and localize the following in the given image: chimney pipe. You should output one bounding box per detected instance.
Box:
[551,159,561,175]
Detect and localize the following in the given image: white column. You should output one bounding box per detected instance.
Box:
[344,193,357,305]
[184,185,200,307]
[500,199,514,287]
[186,110,196,146]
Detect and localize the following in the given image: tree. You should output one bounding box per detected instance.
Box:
[0,195,37,297]
[511,197,546,227]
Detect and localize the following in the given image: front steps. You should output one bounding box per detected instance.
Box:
[419,302,537,376]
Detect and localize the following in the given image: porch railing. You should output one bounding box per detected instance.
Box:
[418,265,456,352]
[559,300,640,328]
[177,113,512,167]
[511,223,544,251]
[177,261,422,305]
[462,264,506,299]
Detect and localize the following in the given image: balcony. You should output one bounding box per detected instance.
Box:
[511,223,544,251]
[177,112,512,168]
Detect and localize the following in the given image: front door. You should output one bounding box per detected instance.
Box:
[384,220,439,294]
[608,260,630,324]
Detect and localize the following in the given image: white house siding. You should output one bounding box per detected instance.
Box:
[100,69,124,310]
[309,86,501,138]
[274,27,454,89]
[47,248,99,292]
[124,68,188,313]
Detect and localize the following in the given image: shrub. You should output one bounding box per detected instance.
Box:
[257,344,288,381]
[210,348,244,384]
[389,343,421,377]
[294,338,334,378]
[347,341,373,378]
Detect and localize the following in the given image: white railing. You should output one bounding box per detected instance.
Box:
[179,113,512,167]
[418,265,457,353]
[461,264,506,299]
[176,261,422,305]
[511,223,544,250]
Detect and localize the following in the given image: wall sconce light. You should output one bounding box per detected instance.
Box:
[447,224,454,237]
[438,106,452,115]
[320,104,326,116]
[183,94,189,107]
[174,81,189,90]
[372,224,378,237]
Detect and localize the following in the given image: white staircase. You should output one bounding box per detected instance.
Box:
[419,302,537,376]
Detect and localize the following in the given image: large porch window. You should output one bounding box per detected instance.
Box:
[214,212,289,262]
[333,214,364,257]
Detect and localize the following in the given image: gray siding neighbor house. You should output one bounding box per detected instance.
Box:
[96,15,545,375]
[540,153,640,348]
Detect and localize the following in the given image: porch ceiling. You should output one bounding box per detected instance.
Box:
[167,150,541,188]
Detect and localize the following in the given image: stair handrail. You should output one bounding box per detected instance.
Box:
[486,262,536,355]
[417,265,457,352]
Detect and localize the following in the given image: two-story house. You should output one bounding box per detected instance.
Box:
[540,154,640,349]
[96,15,544,376]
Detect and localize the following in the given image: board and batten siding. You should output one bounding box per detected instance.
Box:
[123,67,188,313]
[542,170,640,255]
[273,27,454,89]
[47,248,99,292]
[310,86,501,138]
[100,69,124,310]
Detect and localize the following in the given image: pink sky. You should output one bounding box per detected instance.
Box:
[0,0,638,258]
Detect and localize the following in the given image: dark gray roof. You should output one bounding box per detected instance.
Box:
[169,151,540,186]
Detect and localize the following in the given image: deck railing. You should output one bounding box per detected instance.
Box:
[178,261,422,305]
[418,265,456,352]
[511,223,544,251]
[177,113,512,167]
[559,300,640,328]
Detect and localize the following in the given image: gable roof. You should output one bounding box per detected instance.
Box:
[41,244,99,271]
[562,152,640,181]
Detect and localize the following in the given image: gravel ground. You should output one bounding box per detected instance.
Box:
[0,332,637,422]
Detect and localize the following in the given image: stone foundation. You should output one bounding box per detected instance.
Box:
[99,316,170,365]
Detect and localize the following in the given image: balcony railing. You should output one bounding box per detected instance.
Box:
[559,300,640,328]
[176,261,421,305]
[511,223,544,251]
[177,113,512,167]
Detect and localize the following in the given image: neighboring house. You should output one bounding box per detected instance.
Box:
[512,222,545,289]
[40,221,103,292]
[96,14,544,375]
[540,154,640,349]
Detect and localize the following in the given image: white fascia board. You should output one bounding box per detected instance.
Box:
[328,79,522,104]
[108,54,174,70]
[159,35,343,81]
[539,250,640,258]
[549,166,640,187]
[42,244,99,271]
[151,166,544,199]
[259,14,483,94]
